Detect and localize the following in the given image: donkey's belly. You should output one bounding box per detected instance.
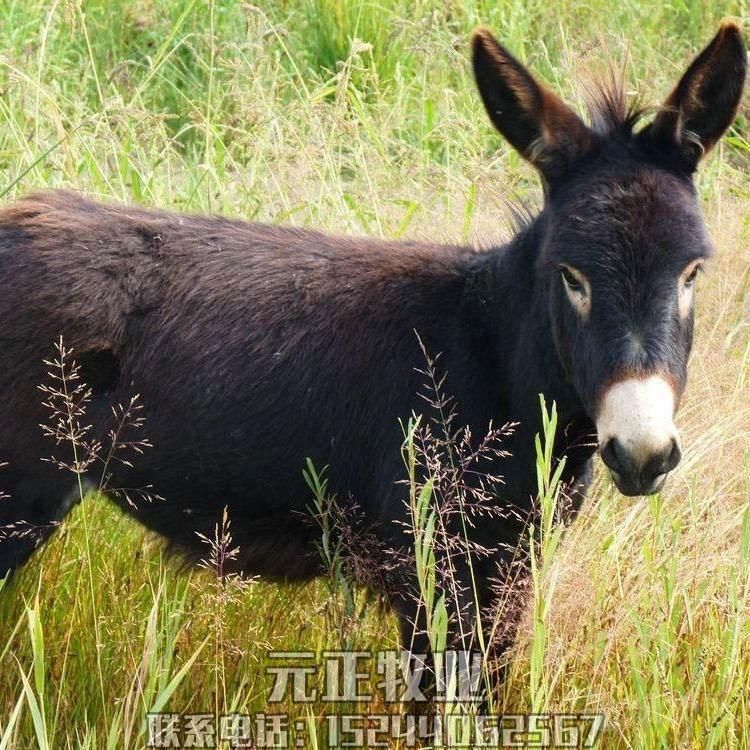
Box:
[109,469,325,582]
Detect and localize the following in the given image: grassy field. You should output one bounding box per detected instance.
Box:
[0,0,748,747]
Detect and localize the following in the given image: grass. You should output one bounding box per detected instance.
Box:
[0,0,749,747]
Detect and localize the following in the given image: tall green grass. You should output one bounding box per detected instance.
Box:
[0,1,748,747]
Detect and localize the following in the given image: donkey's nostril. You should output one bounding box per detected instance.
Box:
[653,437,681,476]
[668,438,681,471]
[600,437,628,476]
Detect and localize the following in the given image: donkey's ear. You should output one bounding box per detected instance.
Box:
[647,22,747,171]
[472,28,595,186]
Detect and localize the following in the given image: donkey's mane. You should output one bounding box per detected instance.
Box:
[584,70,649,138]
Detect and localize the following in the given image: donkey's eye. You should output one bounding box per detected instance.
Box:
[684,264,702,287]
[678,262,703,319]
[559,265,591,319]
[560,266,585,295]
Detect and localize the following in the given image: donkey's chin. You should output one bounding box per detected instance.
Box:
[609,469,669,497]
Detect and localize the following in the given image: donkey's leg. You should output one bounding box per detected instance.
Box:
[0,473,79,579]
[391,570,484,705]
[391,592,438,721]
[474,550,534,708]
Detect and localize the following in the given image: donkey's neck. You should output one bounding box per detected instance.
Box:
[466,212,597,507]
[490,214,569,409]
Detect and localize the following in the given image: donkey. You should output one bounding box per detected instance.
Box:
[0,23,745,674]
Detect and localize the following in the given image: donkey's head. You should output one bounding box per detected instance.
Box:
[473,24,746,495]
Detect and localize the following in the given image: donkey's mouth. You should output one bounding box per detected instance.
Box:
[609,468,668,497]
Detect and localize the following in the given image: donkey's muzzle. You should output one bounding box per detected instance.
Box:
[595,374,682,496]
[600,435,681,496]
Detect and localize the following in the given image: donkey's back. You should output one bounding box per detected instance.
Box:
[0,190,475,576]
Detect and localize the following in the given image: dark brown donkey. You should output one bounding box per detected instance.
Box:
[0,24,745,679]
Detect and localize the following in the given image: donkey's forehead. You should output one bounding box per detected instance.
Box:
[546,165,711,267]
[558,165,697,221]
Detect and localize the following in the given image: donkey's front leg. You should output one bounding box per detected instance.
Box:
[390,563,488,707]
